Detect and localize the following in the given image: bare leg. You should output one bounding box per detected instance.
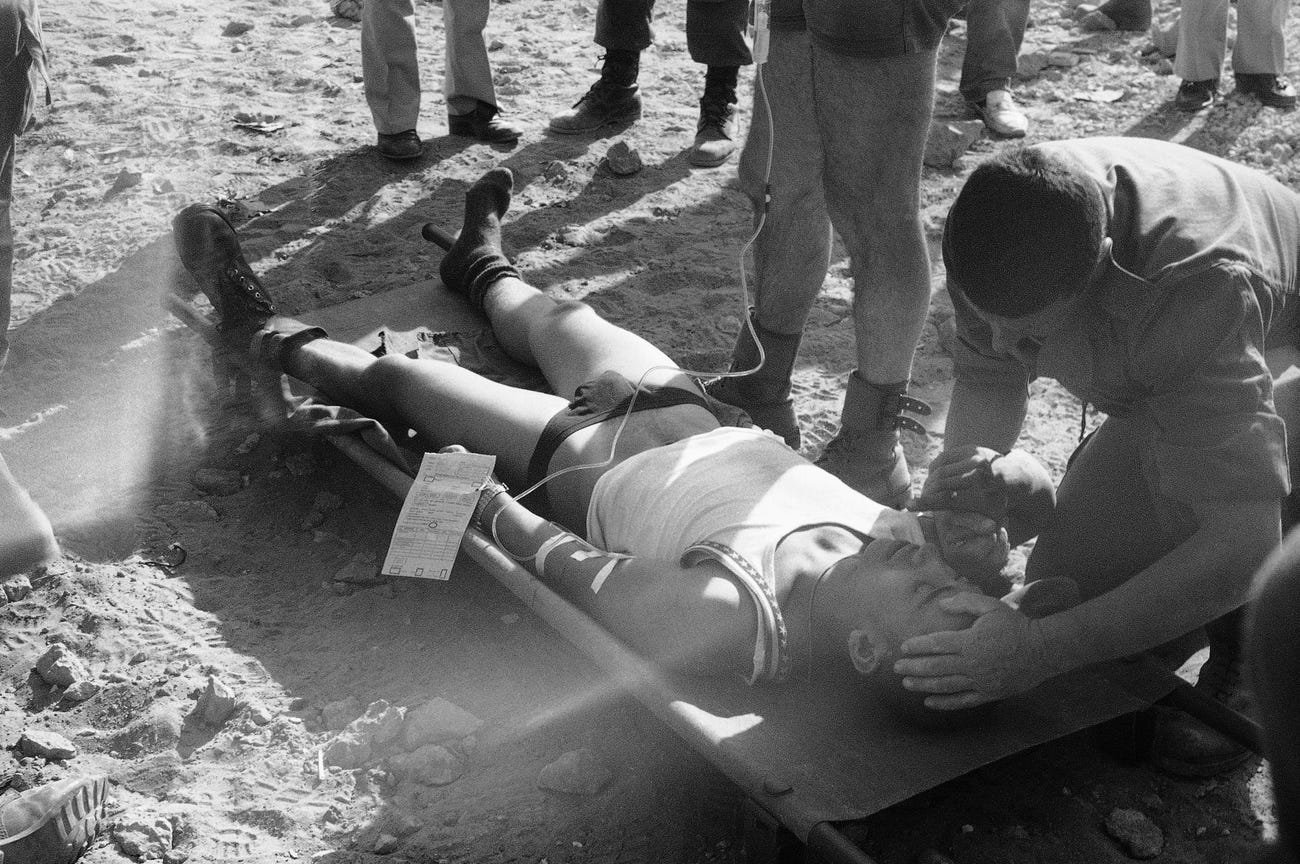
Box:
[439,169,704,399]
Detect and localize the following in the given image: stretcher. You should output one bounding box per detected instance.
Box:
[165,235,1263,864]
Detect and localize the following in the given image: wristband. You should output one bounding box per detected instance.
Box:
[472,477,509,534]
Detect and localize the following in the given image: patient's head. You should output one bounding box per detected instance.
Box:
[815,539,987,725]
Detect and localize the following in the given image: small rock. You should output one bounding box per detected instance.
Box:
[129,652,147,665]
[222,21,254,36]
[323,731,372,769]
[17,729,77,760]
[916,849,954,864]
[330,0,362,20]
[1047,51,1080,67]
[2,573,32,602]
[248,703,274,726]
[923,119,984,169]
[387,744,463,786]
[191,467,243,496]
[401,698,482,750]
[1104,807,1164,859]
[193,675,240,727]
[537,748,611,796]
[374,833,400,854]
[105,168,143,198]
[604,141,642,176]
[322,697,364,731]
[289,14,315,26]
[91,54,136,67]
[35,643,89,687]
[113,815,175,860]
[1016,51,1049,77]
[235,433,261,454]
[347,700,404,746]
[61,680,101,703]
[331,552,384,586]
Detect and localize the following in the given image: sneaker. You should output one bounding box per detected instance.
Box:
[814,429,912,508]
[376,129,422,160]
[172,204,277,333]
[689,95,737,167]
[1233,73,1298,109]
[1175,78,1218,112]
[0,775,110,864]
[1151,646,1253,777]
[549,79,642,134]
[974,89,1029,138]
[448,100,522,144]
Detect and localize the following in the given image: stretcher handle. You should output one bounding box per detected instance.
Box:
[421,223,455,251]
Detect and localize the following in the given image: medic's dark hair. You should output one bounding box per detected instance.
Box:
[944,147,1107,317]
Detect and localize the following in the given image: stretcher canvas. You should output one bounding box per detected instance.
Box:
[298,281,1177,840]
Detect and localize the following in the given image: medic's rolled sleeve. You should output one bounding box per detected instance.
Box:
[1138,266,1290,505]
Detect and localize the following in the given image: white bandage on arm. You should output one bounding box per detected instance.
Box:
[528,521,632,597]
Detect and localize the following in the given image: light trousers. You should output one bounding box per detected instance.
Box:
[361,0,497,134]
[1175,0,1289,80]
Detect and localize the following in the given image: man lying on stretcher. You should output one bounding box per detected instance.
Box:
[171,168,1063,714]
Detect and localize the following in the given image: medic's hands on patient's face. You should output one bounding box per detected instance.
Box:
[915,446,1011,518]
[891,592,1051,710]
[926,509,1010,581]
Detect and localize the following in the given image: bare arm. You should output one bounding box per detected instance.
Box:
[479,490,759,677]
[945,377,1029,453]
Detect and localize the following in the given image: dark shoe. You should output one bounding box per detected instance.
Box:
[689,95,737,167]
[172,204,277,333]
[1151,644,1253,777]
[549,74,642,134]
[1234,73,1298,109]
[0,775,110,864]
[1175,78,1218,111]
[376,129,422,160]
[703,313,803,448]
[449,100,522,143]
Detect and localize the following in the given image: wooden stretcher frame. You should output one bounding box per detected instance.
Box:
[164,250,1264,864]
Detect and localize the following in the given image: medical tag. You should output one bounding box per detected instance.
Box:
[381,451,496,581]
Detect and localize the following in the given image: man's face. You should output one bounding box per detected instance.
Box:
[977,294,1078,364]
[831,539,977,647]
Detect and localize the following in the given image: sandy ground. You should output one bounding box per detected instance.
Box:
[1,0,1298,861]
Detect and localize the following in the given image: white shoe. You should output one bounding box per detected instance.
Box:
[975,89,1029,138]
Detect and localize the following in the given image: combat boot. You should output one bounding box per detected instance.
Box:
[815,373,929,508]
[705,311,802,448]
[1152,609,1254,777]
[549,51,643,134]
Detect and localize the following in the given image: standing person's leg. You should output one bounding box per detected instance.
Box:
[361,0,423,159]
[549,0,652,133]
[1173,0,1229,110]
[708,28,827,449]
[684,0,752,166]
[443,0,522,142]
[0,0,41,376]
[0,450,57,576]
[959,0,1030,138]
[813,46,937,507]
[1229,0,1296,108]
[1247,531,1300,864]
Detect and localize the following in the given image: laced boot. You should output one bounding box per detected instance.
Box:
[815,373,930,508]
[0,775,110,864]
[549,50,643,134]
[690,66,738,167]
[705,312,801,448]
[1152,609,1254,777]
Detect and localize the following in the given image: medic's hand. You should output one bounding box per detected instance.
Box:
[915,446,1010,519]
[929,509,1010,580]
[893,593,1052,710]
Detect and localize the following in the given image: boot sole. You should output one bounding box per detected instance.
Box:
[548,105,643,135]
[0,775,109,864]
